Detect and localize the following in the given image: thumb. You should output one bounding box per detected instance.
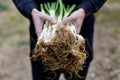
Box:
[59,17,73,25]
[42,14,57,24]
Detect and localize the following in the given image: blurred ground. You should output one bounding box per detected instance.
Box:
[0,0,120,80]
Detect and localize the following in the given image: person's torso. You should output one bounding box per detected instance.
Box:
[35,0,81,5]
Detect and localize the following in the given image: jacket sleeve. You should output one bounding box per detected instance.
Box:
[12,0,38,19]
[76,0,106,17]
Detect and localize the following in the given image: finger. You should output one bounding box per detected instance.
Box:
[41,14,57,24]
[59,17,71,24]
[37,32,42,38]
[32,16,43,36]
[73,19,83,34]
[60,16,74,24]
[33,16,43,27]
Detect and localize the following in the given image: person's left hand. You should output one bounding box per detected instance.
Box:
[59,8,85,34]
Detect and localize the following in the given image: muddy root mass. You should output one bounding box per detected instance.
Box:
[32,25,87,76]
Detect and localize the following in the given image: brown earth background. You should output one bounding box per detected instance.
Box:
[0,0,120,80]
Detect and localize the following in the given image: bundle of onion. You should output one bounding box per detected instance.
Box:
[32,0,87,77]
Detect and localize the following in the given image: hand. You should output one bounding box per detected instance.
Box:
[31,9,57,37]
[60,8,85,34]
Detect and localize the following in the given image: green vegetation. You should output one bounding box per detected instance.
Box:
[0,3,9,12]
[11,39,29,47]
[108,0,120,3]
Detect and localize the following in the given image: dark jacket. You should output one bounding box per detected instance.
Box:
[12,0,106,53]
[12,0,106,45]
[13,0,106,19]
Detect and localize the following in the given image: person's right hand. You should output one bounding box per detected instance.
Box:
[31,9,57,38]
